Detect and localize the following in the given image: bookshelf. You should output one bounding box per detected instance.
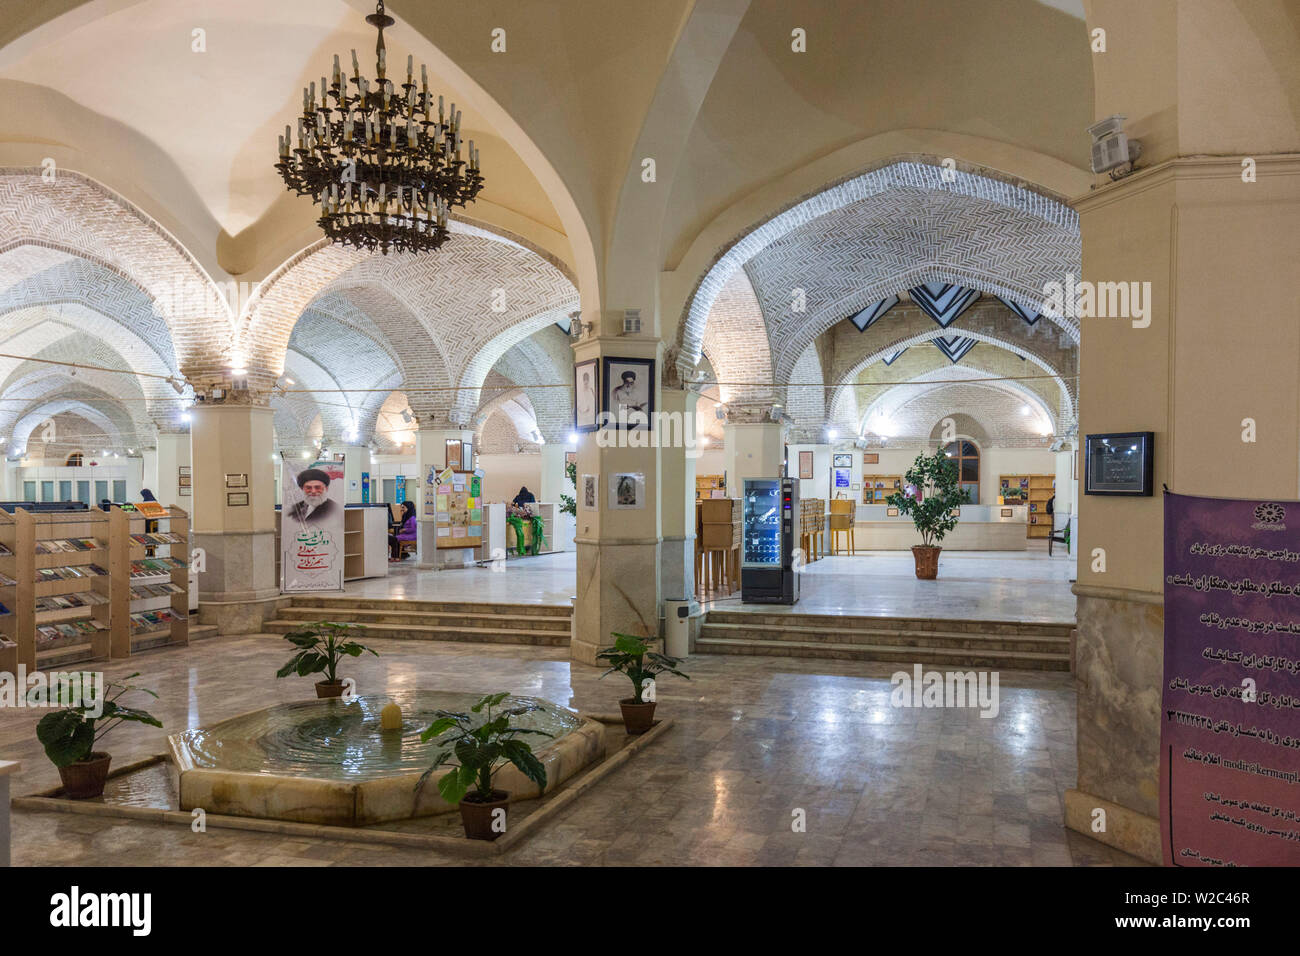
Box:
[862,474,903,504]
[999,474,1056,538]
[111,505,189,655]
[696,474,725,501]
[0,507,113,669]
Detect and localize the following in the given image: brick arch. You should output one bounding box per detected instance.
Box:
[858,367,1058,446]
[486,331,573,443]
[828,328,1075,430]
[696,270,774,411]
[0,170,232,370]
[677,159,1079,382]
[452,307,576,428]
[240,224,578,403]
[10,393,141,454]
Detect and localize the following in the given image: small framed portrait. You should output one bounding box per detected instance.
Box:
[226,492,249,507]
[798,450,814,480]
[179,487,191,496]
[178,466,191,478]
[609,472,645,509]
[863,452,879,464]
[178,476,191,488]
[886,507,899,517]
[581,474,597,510]
[574,358,599,431]
[833,453,852,468]
[225,473,247,489]
[602,357,654,430]
[565,451,577,467]
[1001,508,1013,518]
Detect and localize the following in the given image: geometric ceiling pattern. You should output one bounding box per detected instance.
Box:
[931,334,979,364]
[679,160,1081,384]
[909,283,980,327]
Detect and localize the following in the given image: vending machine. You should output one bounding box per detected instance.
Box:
[740,477,799,605]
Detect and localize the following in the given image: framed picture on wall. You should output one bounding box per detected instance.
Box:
[833,453,852,468]
[602,357,654,430]
[581,474,597,510]
[798,450,814,479]
[574,358,599,431]
[609,472,645,509]
[863,452,879,465]
[886,507,899,517]
[565,451,577,467]
[446,439,462,470]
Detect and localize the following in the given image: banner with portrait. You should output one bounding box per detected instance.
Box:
[1161,491,1300,866]
[281,457,346,592]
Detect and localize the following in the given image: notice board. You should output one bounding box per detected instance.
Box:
[434,469,483,549]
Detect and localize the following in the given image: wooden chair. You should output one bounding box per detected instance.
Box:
[829,499,855,555]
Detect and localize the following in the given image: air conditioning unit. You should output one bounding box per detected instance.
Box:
[1088,114,1141,174]
[568,316,584,340]
[621,309,641,335]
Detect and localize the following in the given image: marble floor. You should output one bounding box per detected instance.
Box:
[1,634,1141,866]
[350,546,1077,624]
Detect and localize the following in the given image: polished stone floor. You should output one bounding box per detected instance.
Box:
[1,634,1140,866]
[351,546,1076,624]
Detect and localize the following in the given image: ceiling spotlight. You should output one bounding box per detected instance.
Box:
[181,412,192,423]
[1020,405,1031,416]
[827,429,838,441]
[302,451,311,460]
[284,377,296,386]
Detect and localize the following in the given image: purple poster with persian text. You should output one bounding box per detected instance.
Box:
[1161,492,1300,866]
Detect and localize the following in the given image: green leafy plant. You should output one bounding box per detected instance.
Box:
[415,692,551,804]
[35,672,161,769]
[559,460,577,517]
[596,632,689,703]
[885,447,972,547]
[275,620,377,684]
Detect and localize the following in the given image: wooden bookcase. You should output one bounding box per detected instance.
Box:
[0,505,190,670]
[999,474,1056,538]
[0,507,113,669]
[696,474,725,500]
[862,474,903,504]
[111,505,189,655]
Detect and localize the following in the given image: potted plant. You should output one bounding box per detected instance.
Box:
[596,632,689,734]
[885,447,971,579]
[35,672,161,799]
[276,620,378,698]
[415,692,551,841]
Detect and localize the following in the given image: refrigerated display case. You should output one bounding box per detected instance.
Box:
[740,477,799,604]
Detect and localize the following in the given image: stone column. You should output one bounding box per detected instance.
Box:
[1065,2,1300,862]
[570,331,662,665]
[190,399,279,634]
[537,442,567,507]
[153,431,190,508]
[414,426,474,568]
[335,443,371,503]
[723,414,786,491]
[660,386,699,607]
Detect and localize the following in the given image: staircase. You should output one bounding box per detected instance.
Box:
[696,609,1072,671]
[264,595,572,647]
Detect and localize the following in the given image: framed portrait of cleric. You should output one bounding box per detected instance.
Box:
[574,358,599,432]
[601,357,654,430]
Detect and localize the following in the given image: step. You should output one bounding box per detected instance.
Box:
[695,636,1069,671]
[702,609,1073,637]
[697,621,1069,654]
[274,605,571,632]
[290,596,572,618]
[263,619,570,647]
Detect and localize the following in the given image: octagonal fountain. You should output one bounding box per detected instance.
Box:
[168,691,605,826]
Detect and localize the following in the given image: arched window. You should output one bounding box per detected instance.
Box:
[65,452,84,467]
[942,440,980,504]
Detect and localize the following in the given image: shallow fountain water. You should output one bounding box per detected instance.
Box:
[171,691,583,781]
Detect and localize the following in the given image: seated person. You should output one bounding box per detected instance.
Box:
[389,500,417,560]
[512,485,536,508]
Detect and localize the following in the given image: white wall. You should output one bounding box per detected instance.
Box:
[476,453,542,503]
[9,460,143,503]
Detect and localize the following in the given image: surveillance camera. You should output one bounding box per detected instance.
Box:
[1088,114,1141,174]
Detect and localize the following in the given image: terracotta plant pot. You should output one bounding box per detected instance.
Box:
[58,752,112,799]
[459,790,510,841]
[315,680,345,699]
[912,545,941,580]
[620,698,657,735]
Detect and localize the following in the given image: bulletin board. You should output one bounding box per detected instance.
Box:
[434,469,483,549]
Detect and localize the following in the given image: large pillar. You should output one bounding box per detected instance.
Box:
[570,330,662,665]
[335,444,371,503]
[1066,0,1300,864]
[414,426,474,568]
[190,401,279,634]
[660,386,699,607]
[723,416,786,491]
[152,431,190,508]
[537,443,567,506]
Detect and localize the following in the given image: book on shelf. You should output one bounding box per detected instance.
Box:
[34,538,102,554]
[130,532,185,545]
[0,571,14,586]
[34,592,108,612]
[0,542,10,556]
[35,564,109,582]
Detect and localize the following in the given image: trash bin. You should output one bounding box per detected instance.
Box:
[663,599,691,657]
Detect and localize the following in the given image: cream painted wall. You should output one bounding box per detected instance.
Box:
[476,452,542,505]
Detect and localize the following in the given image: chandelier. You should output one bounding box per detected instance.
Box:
[274,1,484,255]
